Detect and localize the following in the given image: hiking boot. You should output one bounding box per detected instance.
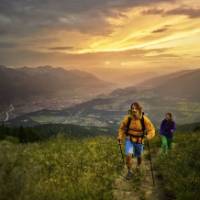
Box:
[125,170,133,180]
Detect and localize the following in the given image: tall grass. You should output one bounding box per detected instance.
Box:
[155,132,200,200]
[1,131,200,200]
[0,135,121,200]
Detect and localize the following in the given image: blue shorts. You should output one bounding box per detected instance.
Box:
[125,138,144,157]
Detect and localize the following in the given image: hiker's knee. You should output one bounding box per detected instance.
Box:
[126,154,132,160]
[126,154,132,164]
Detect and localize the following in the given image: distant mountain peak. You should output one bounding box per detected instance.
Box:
[0,65,114,110]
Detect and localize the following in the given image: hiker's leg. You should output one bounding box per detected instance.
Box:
[134,143,144,167]
[126,154,133,171]
[125,154,133,179]
[167,138,173,150]
[137,156,142,166]
[161,136,168,153]
[125,138,134,171]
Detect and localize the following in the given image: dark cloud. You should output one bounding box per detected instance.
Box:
[166,7,200,18]
[0,0,175,37]
[0,41,17,48]
[151,25,171,33]
[146,53,180,58]
[152,27,168,33]
[142,7,200,18]
[0,0,175,16]
[142,8,165,15]
[0,46,171,67]
[0,0,176,63]
[48,46,74,51]
[0,29,8,35]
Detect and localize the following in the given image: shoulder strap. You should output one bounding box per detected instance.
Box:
[126,114,146,136]
[125,117,132,135]
[140,113,146,135]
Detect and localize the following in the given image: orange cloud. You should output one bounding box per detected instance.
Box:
[0,0,199,71]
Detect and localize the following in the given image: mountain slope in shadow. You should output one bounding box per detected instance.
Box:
[8,68,200,127]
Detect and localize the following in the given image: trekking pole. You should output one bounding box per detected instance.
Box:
[118,140,125,165]
[146,138,156,186]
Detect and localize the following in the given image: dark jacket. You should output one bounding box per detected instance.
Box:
[160,119,176,139]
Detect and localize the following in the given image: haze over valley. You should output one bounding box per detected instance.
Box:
[0,65,115,121]
[7,68,200,128]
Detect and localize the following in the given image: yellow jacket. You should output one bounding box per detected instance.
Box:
[117,114,155,143]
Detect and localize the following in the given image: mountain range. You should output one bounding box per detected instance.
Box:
[0,65,115,121]
[140,68,200,100]
[8,68,200,127]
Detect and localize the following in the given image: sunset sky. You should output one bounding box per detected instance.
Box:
[0,0,200,73]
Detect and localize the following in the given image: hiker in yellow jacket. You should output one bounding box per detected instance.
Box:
[117,102,155,179]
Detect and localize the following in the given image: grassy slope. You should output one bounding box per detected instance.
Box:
[0,135,121,200]
[154,131,200,200]
[0,131,200,200]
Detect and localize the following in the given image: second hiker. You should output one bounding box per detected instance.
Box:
[159,112,176,154]
[117,102,155,179]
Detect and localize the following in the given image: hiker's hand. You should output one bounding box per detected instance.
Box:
[144,134,149,140]
[144,130,148,138]
[144,133,150,140]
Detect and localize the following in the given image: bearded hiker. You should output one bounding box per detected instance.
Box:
[159,113,176,154]
[117,102,155,180]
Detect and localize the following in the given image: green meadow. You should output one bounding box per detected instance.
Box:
[0,127,199,200]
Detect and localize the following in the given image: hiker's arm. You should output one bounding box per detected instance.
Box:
[117,116,129,141]
[171,121,176,133]
[144,116,155,140]
[159,120,164,135]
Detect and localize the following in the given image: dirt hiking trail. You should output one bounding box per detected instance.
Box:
[112,150,166,200]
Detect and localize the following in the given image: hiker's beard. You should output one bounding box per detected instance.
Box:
[132,112,140,119]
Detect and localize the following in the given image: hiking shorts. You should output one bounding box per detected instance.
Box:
[125,138,144,157]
